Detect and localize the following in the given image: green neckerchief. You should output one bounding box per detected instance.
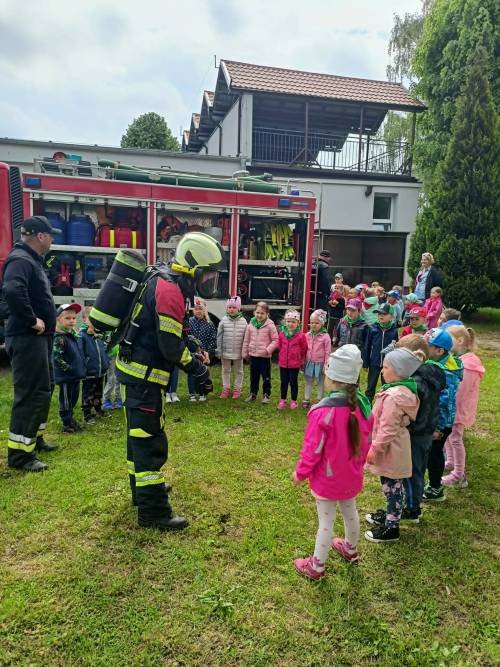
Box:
[381,378,418,395]
[378,320,394,330]
[326,389,372,419]
[282,324,298,339]
[343,314,358,327]
[56,323,78,337]
[425,359,442,368]
[227,311,243,320]
[250,316,266,329]
[309,326,328,336]
[411,324,428,333]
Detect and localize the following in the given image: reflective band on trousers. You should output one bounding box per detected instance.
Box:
[89,307,121,328]
[127,459,135,474]
[116,357,170,386]
[158,315,182,337]
[135,470,164,487]
[8,432,36,452]
[129,428,152,438]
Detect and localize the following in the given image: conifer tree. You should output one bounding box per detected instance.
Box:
[426,46,499,312]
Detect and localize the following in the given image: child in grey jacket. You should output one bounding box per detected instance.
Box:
[216,296,247,399]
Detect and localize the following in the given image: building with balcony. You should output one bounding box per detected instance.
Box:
[185,60,426,287]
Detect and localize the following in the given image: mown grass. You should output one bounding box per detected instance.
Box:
[0,322,499,666]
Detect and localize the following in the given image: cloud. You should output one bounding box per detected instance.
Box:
[0,0,422,146]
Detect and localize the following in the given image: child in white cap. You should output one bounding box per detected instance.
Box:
[364,348,423,543]
[303,309,331,409]
[292,344,373,580]
[216,296,248,399]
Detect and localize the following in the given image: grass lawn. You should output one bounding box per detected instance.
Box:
[0,319,499,666]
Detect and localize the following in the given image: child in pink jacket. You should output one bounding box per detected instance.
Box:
[242,301,278,403]
[442,325,485,488]
[425,287,444,329]
[292,345,372,580]
[277,310,308,410]
[303,309,331,409]
[364,348,422,544]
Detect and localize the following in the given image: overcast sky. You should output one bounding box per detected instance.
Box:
[0,0,422,147]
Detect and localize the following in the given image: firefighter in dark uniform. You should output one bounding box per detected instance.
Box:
[2,216,60,472]
[115,233,226,531]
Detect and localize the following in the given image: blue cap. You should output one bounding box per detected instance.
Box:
[387,290,401,300]
[427,328,453,351]
[441,319,462,329]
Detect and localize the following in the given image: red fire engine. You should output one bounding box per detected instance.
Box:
[0,156,315,328]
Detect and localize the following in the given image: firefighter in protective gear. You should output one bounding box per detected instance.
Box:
[116,232,226,531]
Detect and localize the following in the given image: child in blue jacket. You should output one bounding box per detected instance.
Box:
[80,315,110,423]
[422,328,463,502]
[363,303,399,402]
[53,304,86,433]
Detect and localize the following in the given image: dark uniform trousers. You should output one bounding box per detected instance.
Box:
[123,382,172,522]
[6,335,54,467]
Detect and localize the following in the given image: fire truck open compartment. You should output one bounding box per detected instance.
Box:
[0,159,316,322]
[236,213,308,312]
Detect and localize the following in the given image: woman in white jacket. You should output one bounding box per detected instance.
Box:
[216,296,248,399]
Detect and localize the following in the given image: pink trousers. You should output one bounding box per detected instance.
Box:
[445,423,466,476]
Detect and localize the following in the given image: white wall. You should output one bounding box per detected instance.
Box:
[205,127,220,155]
[220,101,239,156]
[240,94,253,159]
[275,177,420,233]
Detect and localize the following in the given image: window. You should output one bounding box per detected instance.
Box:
[373,194,393,221]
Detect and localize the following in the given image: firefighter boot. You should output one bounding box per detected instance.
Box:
[35,435,58,452]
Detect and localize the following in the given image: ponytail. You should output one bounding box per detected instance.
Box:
[466,327,476,351]
[345,384,361,459]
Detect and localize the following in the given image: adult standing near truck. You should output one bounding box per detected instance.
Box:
[315,250,333,311]
[2,216,60,472]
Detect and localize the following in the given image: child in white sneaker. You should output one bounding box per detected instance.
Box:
[216,296,247,399]
[442,325,484,488]
[292,345,372,580]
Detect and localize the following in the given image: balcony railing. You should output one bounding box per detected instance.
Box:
[252,127,412,176]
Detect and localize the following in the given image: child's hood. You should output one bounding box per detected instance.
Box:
[363,296,378,308]
[441,353,464,376]
[460,352,485,377]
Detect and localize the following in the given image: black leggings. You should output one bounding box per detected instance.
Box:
[280,367,299,400]
[427,427,452,488]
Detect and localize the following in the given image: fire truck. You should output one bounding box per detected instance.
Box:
[0,155,316,333]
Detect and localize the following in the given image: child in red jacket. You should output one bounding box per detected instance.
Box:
[277,309,308,410]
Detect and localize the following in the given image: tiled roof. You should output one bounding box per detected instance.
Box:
[221,60,425,110]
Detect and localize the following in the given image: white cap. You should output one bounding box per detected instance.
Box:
[325,344,362,384]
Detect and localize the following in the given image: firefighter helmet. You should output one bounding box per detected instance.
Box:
[171,232,226,276]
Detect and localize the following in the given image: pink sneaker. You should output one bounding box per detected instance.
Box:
[290,400,298,410]
[232,389,241,399]
[442,473,468,488]
[277,399,287,410]
[293,556,325,581]
[331,538,359,563]
[219,388,230,399]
